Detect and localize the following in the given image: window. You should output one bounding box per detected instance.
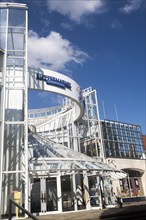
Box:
[134,179,140,190]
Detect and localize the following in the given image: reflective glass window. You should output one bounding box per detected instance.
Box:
[9,9,25,27]
[7,58,24,66]
[0,9,7,27]
[0,9,7,50]
[91,93,96,104]
[7,28,25,51]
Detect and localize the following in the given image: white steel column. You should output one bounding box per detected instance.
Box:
[57,174,62,212]
[40,178,46,212]
[72,172,77,211]
[72,122,78,151]
[97,176,102,209]
[24,6,29,212]
[0,7,9,216]
[83,171,90,210]
[95,90,105,160]
[76,174,82,208]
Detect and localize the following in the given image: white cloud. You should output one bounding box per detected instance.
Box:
[51,94,64,105]
[40,18,50,28]
[37,91,63,106]
[28,30,88,71]
[111,20,122,30]
[46,0,106,23]
[120,0,143,14]
[60,22,73,31]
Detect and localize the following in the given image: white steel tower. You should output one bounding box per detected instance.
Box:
[0,2,28,215]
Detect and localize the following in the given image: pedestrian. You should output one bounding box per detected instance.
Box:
[101,193,106,209]
[113,192,117,205]
[116,187,123,208]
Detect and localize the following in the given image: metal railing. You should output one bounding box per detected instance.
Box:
[8,198,39,220]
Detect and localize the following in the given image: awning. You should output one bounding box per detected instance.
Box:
[108,172,127,180]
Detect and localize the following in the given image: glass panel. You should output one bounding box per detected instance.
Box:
[9,9,25,27]
[0,8,7,26]
[31,178,41,213]
[103,177,113,205]
[7,28,25,51]
[0,8,7,50]
[46,177,58,211]
[61,175,74,211]
[7,58,24,67]
[0,51,4,84]
[88,176,100,207]
[0,29,7,50]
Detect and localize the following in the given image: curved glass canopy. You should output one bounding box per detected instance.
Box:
[28,133,127,180]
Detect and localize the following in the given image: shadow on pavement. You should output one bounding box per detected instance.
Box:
[99,203,146,219]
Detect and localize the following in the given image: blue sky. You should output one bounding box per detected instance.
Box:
[2,0,146,133]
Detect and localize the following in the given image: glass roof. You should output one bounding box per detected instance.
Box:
[28,133,127,179]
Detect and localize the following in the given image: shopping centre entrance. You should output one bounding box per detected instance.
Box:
[30,174,85,214]
[31,177,58,213]
[30,174,104,214]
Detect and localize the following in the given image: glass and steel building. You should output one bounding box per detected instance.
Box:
[0,3,127,217]
[101,120,145,200]
[101,120,144,159]
[0,2,145,218]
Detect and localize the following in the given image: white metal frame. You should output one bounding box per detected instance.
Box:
[0,2,28,215]
[0,7,9,216]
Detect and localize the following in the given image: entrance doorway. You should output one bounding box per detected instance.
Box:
[120,169,144,197]
[61,175,74,211]
[31,177,58,213]
[88,176,101,208]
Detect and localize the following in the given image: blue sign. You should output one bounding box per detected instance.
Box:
[36,73,71,90]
